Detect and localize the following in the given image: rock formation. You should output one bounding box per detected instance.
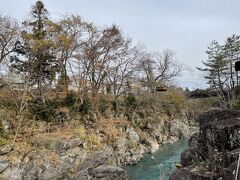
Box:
[170,109,240,180]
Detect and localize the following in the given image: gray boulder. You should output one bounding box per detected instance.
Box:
[170,119,191,138]
[169,169,192,180]
[1,167,21,180]
[94,165,128,179]
[223,160,240,180]
[0,145,12,155]
[73,152,129,180]
[127,128,140,143]
[140,132,159,153]
[170,167,219,180]
[180,147,198,167]
[0,160,10,173]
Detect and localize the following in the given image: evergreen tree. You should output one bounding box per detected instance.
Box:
[197,40,229,106]
[222,34,240,96]
[11,1,58,100]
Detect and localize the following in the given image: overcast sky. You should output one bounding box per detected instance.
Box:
[1,0,240,89]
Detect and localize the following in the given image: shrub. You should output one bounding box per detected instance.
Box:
[232,99,240,110]
[0,112,9,135]
[0,137,9,146]
[29,99,59,121]
[0,111,10,146]
[98,96,110,113]
[124,94,138,120]
[98,119,121,143]
[106,85,112,94]
[79,98,90,115]
[185,97,219,120]
[74,125,103,150]
[75,125,86,140]
[87,134,103,150]
[161,90,187,116]
[64,91,76,107]
[124,93,137,110]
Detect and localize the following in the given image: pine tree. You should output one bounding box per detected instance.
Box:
[11,1,58,100]
[222,34,240,97]
[197,40,229,106]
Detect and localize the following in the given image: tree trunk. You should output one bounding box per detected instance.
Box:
[64,61,68,93]
[114,97,118,117]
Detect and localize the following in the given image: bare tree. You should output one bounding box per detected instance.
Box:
[155,49,184,84]
[80,24,125,103]
[0,65,32,146]
[67,57,90,104]
[139,49,184,93]
[55,15,87,92]
[0,15,18,66]
[138,51,156,93]
[107,38,139,116]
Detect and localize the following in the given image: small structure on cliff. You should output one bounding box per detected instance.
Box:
[156,85,167,92]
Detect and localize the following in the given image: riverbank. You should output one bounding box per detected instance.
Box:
[110,114,196,166]
[0,111,195,179]
[0,88,210,179]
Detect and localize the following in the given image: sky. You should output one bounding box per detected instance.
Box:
[1,0,240,89]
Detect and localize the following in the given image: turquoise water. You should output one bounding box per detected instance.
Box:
[124,138,188,180]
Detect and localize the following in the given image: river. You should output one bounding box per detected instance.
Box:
[124,138,188,180]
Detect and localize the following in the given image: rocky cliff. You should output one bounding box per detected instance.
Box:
[0,112,194,179]
[170,109,240,180]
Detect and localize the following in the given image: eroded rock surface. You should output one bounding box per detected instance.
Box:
[0,111,193,179]
[170,109,240,180]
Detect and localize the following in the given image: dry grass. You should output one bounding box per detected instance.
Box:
[74,125,103,150]
[98,118,123,143]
